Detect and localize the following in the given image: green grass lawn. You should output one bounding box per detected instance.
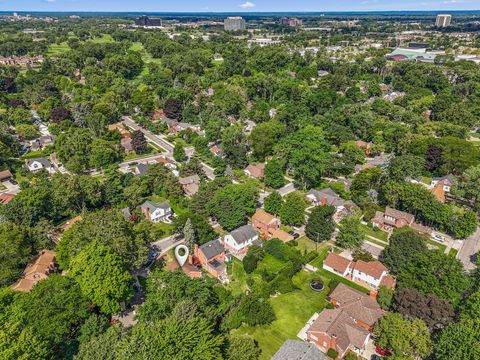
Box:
[360,224,389,242]
[234,270,328,360]
[256,254,286,274]
[364,236,387,248]
[227,258,249,297]
[47,42,70,56]
[426,239,447,253]
[449,248,459,258]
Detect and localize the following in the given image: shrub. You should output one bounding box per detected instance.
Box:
[327,348,338,359]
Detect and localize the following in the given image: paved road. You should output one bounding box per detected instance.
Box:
[458,226,480,271]
[151,235,184,256]
[278,182,296,197]
[121,116,215,180]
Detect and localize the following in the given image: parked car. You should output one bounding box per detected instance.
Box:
[371,355,382,360]
[376,347,392,356]
[432,234,446,242]
[288,231,300,239]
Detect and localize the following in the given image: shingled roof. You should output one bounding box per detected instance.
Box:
[199,239,224,260]
[229,224,257,245]
[272,339,327,360]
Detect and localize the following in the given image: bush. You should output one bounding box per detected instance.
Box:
[304,251,318,263]
[328,279,339,294]
[327,348,338,359]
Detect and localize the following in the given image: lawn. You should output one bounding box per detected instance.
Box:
[449,248,459,258]
[91,34,114,44]
[234,270,328,359]
[295,236,331,254]
[226,258,249,297]
[256,254,286,274]
[360,223,389,242]
[47,42,70,56]
[316,268,370,295]
[426,239,447,253]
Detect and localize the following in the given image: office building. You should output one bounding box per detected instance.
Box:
[280,17,303,27]
[224,17,246,31]
[135,15,162,27]
[436,14,452,27]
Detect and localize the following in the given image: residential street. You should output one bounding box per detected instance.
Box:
[458,226,480,271]
[121,116,216,179]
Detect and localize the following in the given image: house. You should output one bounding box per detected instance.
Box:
[272,339,327,360]
[210,145,224,158]
[270,228,294,242]
[25,158,54,173]
[179,174,201,197]
[12,250,57,292]
[355,140,374,157]
[155,156,177,170]
[121,137,134,154]
[139,200,173,223]
[30,135,54,151]
[0,169,13,182]
[372,207,415,232]
[306,188,358,213]
[121,207,132,221]
[194,239,228,282]
[132,163,150,177]
[354,154,390,174]
[323,252,395,291]
[251,209,280,237]
[223,224,259,258]
[0,193,15,205]
[306,283,383,358]
[244,163,265,180]
[430,174,455,203]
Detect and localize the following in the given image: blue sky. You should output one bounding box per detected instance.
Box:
[1,0,480,12]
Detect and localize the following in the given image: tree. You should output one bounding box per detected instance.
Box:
[226,294,276,328]
[227,335,261,360]
[453,164,480,213]
[280,192,306,227]
[173,142,187,162]
[164,98,182,120]
[221,123,248,169]
[56,210,148,269]
[336,216,364,249]
[131,130,148,154]
[15,124,40,140]
[0,222,30,286]
[264,191,283,216]
[393,288,454,332]
[89,138,120,170]
[435,319,480,360]
[373,313,432,360]
[76,326,122,360]
[388,155,426,182]
[118,313,223,360]
[376,286,394,310]
[206,183,258,231]
[243,245,265,274]
[50,107,71,123]
[172,213,216,246]
[398,251,469,305]
[264,159,285,189]
[380,228,428,274]
[249,120,285,160]
[305,205,335,243]
[9,275,90,354]
[69,241,134,315]
[183,218,195,253]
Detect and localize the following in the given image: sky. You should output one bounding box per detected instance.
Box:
[1,0,480,13]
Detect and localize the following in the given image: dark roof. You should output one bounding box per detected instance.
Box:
[140,200,170,212]
[199,239,224,260]
[229,224,257,245]
[271,340,327,360]
[27,157,51,168]
[135,163,150,176]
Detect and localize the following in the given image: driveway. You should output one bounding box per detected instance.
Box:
[458,226,480,271]
[278,182,296,197]
[151,235,184,256]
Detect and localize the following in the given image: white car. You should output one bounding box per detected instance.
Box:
[432,234,447,242]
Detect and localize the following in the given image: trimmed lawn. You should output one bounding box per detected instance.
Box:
[234,270,328,360]
[91,34,114,44]
[47,42,70,56]
[257,254,286,274]
[226,258,248,297]
[449,248,459,258]
[426,239,447,253]
[316,268,370,295]
[360,224,389,242]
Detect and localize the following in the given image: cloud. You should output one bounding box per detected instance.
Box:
[239,1,255,9]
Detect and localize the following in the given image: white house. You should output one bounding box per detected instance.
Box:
[223,224,258,257]
[139,200,173,223]
[25,158,54,173]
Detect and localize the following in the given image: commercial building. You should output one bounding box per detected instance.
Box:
[436,14,452,28]
[135,15,162,27]
[280,17,303,27]
[224,17,246,31]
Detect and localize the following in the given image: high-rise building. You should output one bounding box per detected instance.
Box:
[436,14,452,27]
[135,15,162,27]
[224,17,246,31]
[280,17,303,27]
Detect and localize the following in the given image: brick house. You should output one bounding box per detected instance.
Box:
[244,163,266,180]
[306,283,383,358]
[372,207,415,232]
[194,239,228,283]
[323,252,395,292]
[305,188,358,213]
[251,209,280,238]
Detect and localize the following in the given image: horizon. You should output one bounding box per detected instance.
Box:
[1,0,480,13]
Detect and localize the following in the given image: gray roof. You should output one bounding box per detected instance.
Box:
[199,239,224,259]
[271,340,327,360]
[140,200,170,212]
[27,157,51,168]
[135,163,150,176]
[229,224,257,245]
[433,174,455,184]
[121,207,132,220]
[179,174,200,185]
